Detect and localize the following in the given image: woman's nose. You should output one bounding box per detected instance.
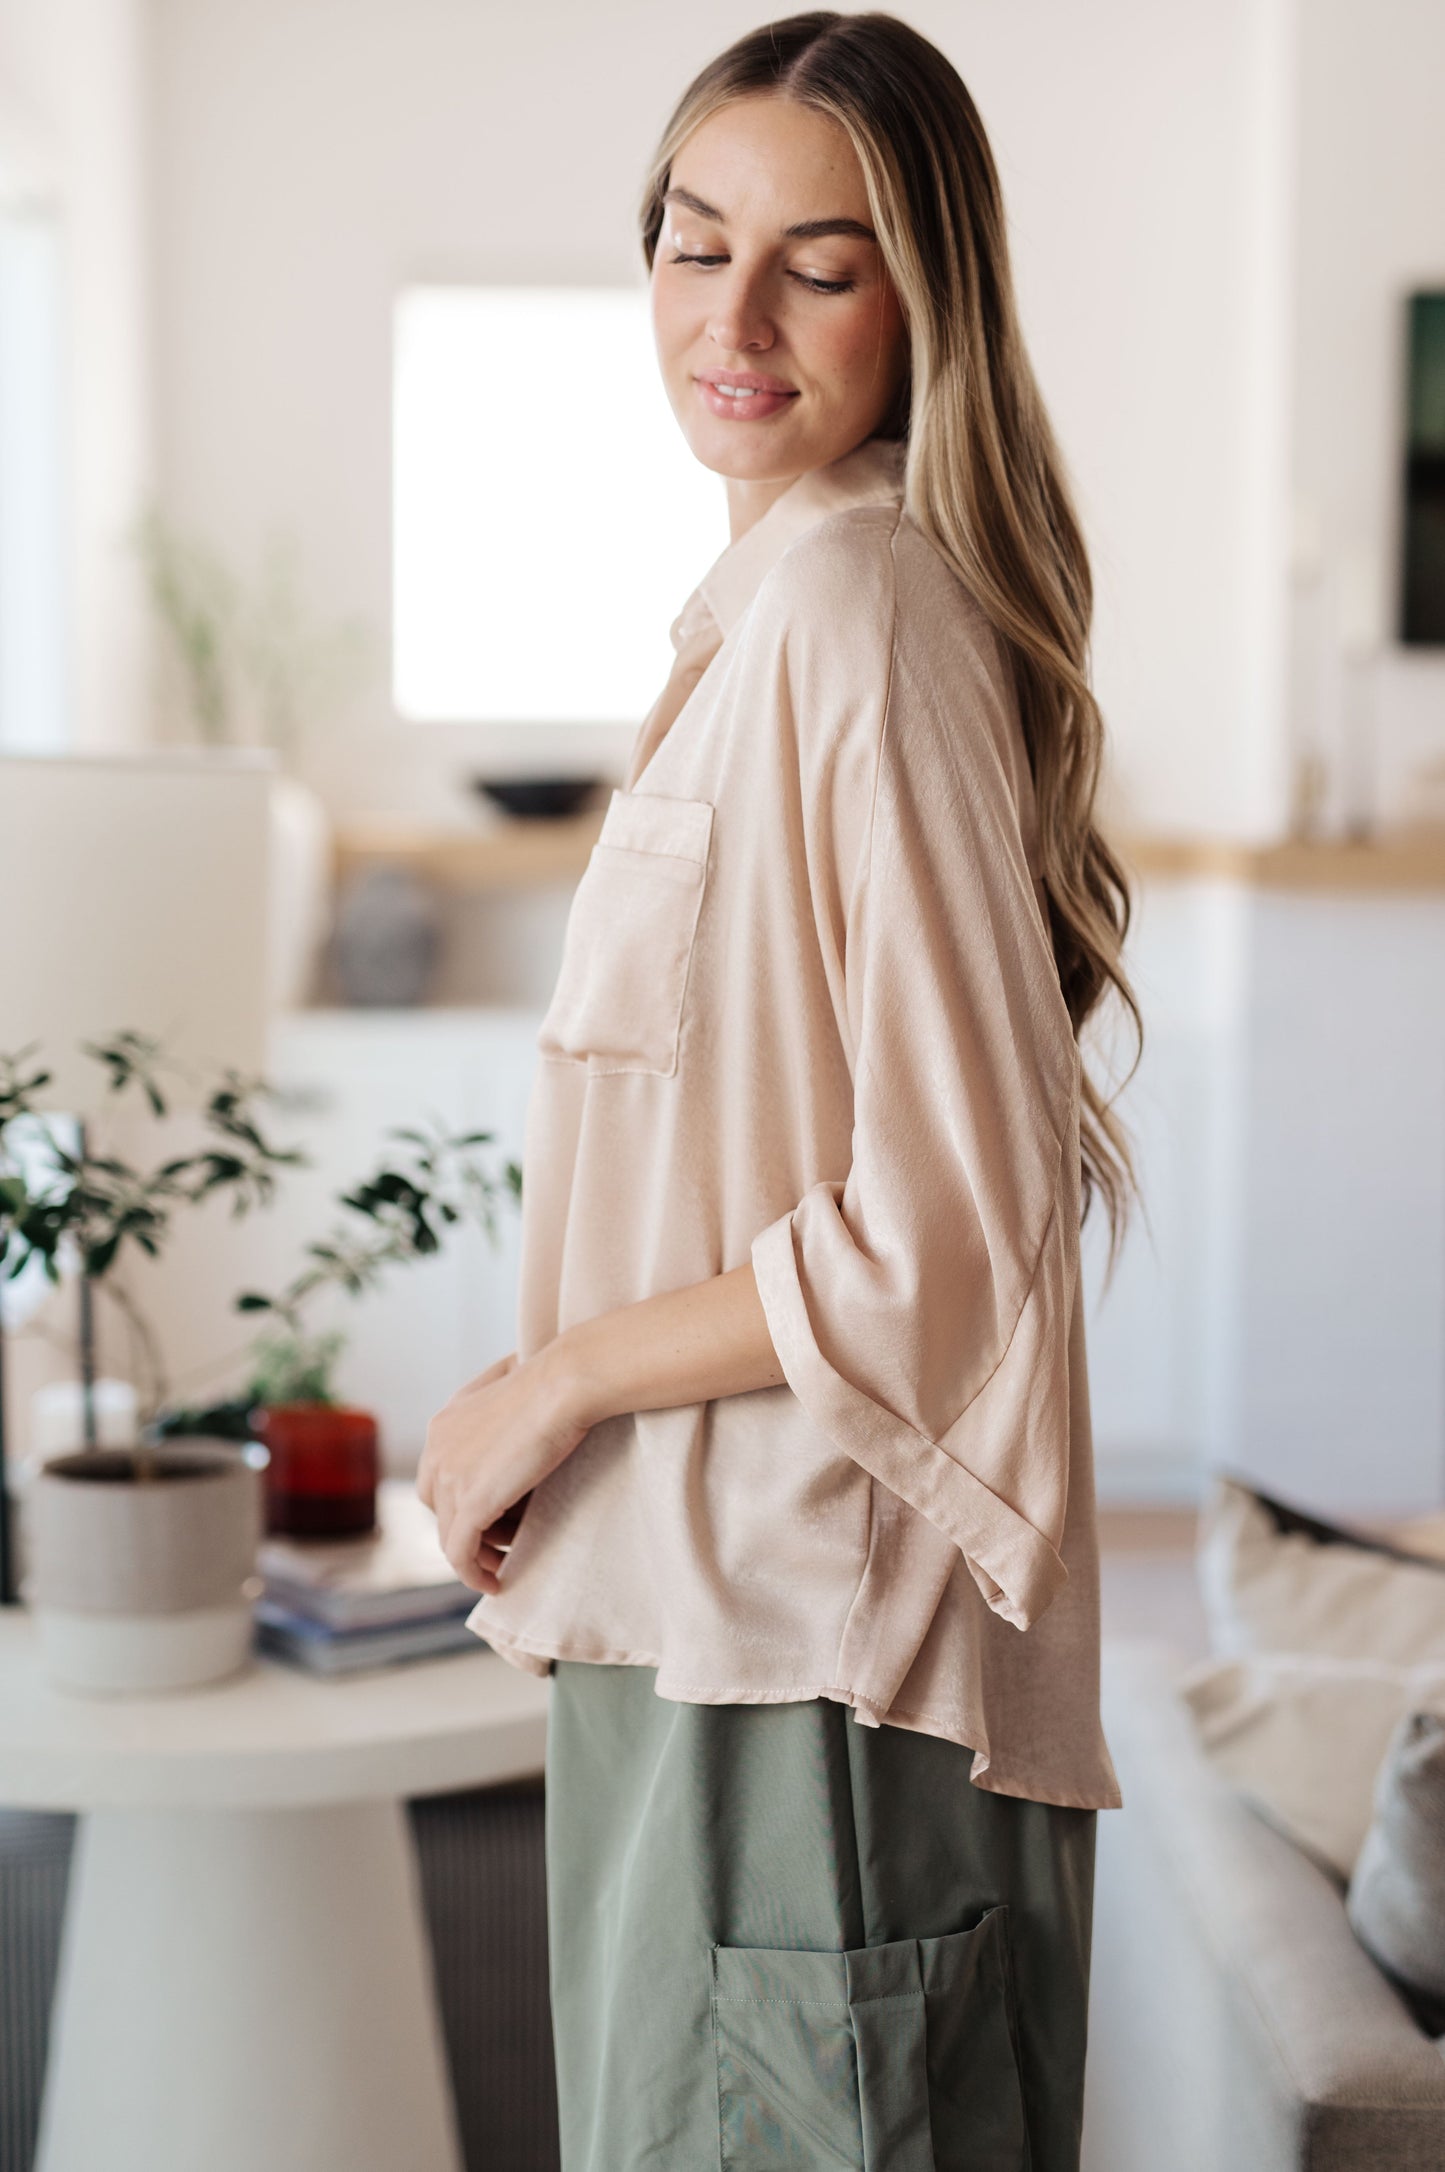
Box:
[706,271,776,354]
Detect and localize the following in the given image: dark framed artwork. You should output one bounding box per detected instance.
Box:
[1401,291,1445,644]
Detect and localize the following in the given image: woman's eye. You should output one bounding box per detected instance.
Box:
[667,251,856,296]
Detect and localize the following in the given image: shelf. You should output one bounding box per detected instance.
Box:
[332,812,1445,898]
[333,805,607,892]
[1116,825,1445,892]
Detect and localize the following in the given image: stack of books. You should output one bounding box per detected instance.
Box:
[253,1477,485,1675]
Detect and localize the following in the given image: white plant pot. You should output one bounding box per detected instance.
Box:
[24,1440,264,1696]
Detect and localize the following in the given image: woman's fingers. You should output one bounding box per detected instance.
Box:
[442,1506,528,1597]
[481,1499,529,1547]
[445,1528,507,1591]
[444,1482,537,1583]
[417,1346,579,1592]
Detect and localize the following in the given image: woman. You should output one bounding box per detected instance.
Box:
[417,12,1139,2167]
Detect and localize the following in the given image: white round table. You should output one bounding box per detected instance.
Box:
[0,1611,551,2172]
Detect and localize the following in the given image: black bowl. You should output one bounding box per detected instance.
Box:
[471,775,604,820]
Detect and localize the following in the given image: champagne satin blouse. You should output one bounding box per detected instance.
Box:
[466,432,1123,1812]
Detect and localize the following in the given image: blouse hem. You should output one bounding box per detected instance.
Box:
[467,1611,1124,1812]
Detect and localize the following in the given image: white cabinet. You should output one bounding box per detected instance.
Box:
[1085,874,1445,1517]
[1223,890,1445,1511]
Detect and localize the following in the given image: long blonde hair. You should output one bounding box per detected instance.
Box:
[639,11,1142,1261]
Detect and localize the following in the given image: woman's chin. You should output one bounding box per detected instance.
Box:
[681,424,806,479]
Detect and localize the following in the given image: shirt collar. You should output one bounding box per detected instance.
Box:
[671,434,908,650]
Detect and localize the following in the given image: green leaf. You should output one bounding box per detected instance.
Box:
[363,1172,418,1205]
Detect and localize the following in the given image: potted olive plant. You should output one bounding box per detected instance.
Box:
[1,1034,520,1693]
[0,1035,305,1692]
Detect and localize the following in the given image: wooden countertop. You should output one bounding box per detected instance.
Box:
[333,811,1445,897]
[333,806,608,891]
[1115,826,1445,892]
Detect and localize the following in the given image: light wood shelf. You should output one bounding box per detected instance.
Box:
[1114,825,1445,892]
[333,805,608,892]
[332,811,1445,898]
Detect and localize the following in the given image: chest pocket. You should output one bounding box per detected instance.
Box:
[537,788,714,1077]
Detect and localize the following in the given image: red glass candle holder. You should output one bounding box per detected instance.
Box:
[251,1403,379,1538]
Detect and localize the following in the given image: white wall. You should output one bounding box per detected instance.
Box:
[147,0,1299,839]
[0,0,154,750]
[1287,0,1445,833]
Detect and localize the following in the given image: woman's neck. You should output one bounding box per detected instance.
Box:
[724,470,804,546]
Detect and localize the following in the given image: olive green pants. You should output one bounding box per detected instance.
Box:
[544,1661,1096,2170]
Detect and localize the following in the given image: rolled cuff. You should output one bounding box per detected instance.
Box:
[750,1209,1069,1632]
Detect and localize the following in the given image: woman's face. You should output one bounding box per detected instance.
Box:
[651,94,909,488]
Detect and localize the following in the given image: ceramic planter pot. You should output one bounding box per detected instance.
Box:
[250,1403,378,1538]
[25,1439,264,1695]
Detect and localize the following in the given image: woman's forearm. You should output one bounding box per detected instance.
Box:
[541,1260,787,1428]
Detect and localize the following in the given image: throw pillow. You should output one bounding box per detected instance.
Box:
[1178,1652,1445,1881]
[1196,1474,1445,1665]
[1347,1708,1445,2035]
[1380,1509,1445,1564]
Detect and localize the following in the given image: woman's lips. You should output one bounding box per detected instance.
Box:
[694,377,799,421]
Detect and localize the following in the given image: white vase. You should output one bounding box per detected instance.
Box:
[24,1439,264,1695]
[268,773,333,1009]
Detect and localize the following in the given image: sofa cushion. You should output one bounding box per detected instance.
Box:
[1178,1652,1445,1880]
[1380,1510,1445,1564]
[1088,1639,1445,2172]
[1347,1709,1445,2036]
[1197,1474,1445,1665]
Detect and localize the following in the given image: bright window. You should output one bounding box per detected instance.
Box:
[393,286,729,724]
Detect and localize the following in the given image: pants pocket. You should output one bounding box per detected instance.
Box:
[918,1910,1031,2172]
[710,1904,1028,2172]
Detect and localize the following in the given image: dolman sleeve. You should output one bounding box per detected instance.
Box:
[749,556,1082,1633]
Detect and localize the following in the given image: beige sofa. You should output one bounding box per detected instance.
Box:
[1082,1638,1445,2171]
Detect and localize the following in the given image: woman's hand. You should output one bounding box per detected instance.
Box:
[416,1263,783,1595]
[416,1346,593,1595]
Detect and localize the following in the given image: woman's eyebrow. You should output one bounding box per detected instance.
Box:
[662,185,876,244]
